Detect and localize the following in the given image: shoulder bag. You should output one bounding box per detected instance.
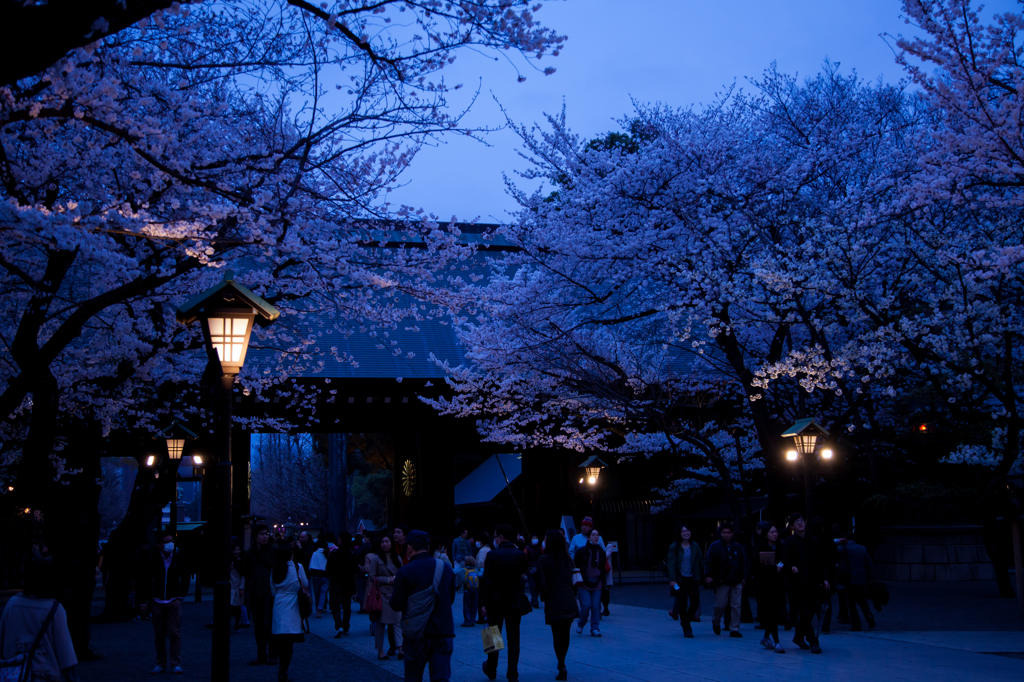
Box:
[401,559,445,641]
[0,600,59,682]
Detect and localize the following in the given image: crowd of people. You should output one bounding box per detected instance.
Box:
[666,513,878,655]
[0,511,879,682]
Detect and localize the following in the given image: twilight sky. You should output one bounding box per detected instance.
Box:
[384,0,1019,223]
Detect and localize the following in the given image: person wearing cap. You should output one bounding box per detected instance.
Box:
[567,518,610,615]
[390,530,457,682]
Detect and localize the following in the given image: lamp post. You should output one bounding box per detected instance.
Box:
[159,421,198,536]
[578,456,610,515]
[781,419,832,516]
[176,272,279,682]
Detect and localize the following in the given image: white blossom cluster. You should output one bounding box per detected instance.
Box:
[425,0,1024,504]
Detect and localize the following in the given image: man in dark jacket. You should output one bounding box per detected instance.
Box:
[782,513,830,653]
[480,524,530,681]
[326,531,358,637]
[138,531,190,674]
[391,530,456,682]
[704,522,748,638]
[244,524,277,665]
[836,531,875,630]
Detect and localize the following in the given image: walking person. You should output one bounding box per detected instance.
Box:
[573,528,608,637]
[391,531,457,682]
[327,532,357,638]
[480,525,531,681]
[139,531,190,674]
[246,524,279,665]
[365,534,404,660]
[0,554,78,682]
[666,525,704,638]
[704,522,747,639]
[782,513,829,654]
[308,533,335,618]
[536,530,579,681]
[230,543,247,631]
[524,533,543,609]
[755,524,786,653]
[270,542,310,682]
[467,533,492,624]
[835,529,876,631]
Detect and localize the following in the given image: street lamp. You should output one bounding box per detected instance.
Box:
[781,418,832,515]
[176,271,279,682]
[159,422,198,536]
[578,455,609,486]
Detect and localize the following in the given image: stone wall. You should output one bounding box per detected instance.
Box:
[872,525,995,581]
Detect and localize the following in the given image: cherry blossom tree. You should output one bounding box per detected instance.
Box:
[759,0,1024,487]
[427,64,933,515]
[1,0,562,649]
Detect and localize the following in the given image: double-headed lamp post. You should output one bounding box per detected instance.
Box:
[176,272,279,682]
[781,418,833,516]
[159,421,199,536]
[578,455,610,514]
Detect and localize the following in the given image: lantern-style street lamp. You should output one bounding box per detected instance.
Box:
[578,455,610,486]
[781,418,832,515]
[159,421,198,535]
[176,271,279,682]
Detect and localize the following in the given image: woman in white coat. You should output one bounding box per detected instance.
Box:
[363,534,403,660]
[270,543,310,682]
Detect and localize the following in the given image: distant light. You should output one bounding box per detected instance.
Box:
[146,455,157,467]
[579,478,584,484]
[6,486,12,492]
[918,424,927,432]
[192,455,203,466]
[820,448,833,460]
[24,508,30,514]
[785,450,799,462]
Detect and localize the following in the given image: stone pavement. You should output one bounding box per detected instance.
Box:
[71,584,1024,681]
[309,593,1024,682]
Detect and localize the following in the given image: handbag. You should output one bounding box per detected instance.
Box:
[364,577,383,615]
[481,625,505,654]
[0,600,58,682]
[571,568,582,586]
[511,592,533,616]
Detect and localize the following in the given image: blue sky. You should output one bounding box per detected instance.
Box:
[384,0,1019,223]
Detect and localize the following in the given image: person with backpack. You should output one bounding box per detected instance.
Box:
[0,553,77,682]
[391,530,456,682]
[665,524,704,638]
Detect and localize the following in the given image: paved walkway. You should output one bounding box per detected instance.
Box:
[310,593,1024,682]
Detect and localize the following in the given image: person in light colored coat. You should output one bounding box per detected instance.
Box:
[270,543,309,682]
[364,534,404,659]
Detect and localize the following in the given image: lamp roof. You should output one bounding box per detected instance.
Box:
[578,455,611,469]
[158,420,199,441]
[781,418,830,438]
[175,271,280,327]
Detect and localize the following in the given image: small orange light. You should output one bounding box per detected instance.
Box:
[918,424,927,432]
